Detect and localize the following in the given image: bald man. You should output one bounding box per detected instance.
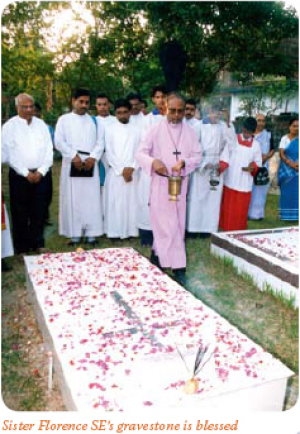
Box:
[2,93,53,253]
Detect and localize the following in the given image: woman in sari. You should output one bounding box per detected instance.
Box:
[278,117,299,221]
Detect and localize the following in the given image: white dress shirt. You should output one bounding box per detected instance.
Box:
[1,115,53,177]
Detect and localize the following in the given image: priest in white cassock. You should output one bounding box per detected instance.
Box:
[55,88,104,246]
[186,104,231,237]
[104,98,141,239]
[126,92,145,129]
[95,92,116,189]
[95,92,116,127]
[183,98,201,141]
[136,85,167,246]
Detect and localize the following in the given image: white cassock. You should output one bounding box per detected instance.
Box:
[186,120,231,233]
[130,112,145,128]
[184,117,201,141]
[136,113,165,230]
[96,115,117,179]
[2,206,14,259]
[96,115,116,127]
[1,143,14,259]
[104,121,141,238]
[248,129,272,219]
[55,113,104,238]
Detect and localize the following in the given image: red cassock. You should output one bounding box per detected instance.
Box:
[2,190,6,231]
[219,187,252,231]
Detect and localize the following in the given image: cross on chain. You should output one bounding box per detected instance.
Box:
[173,149,181,160]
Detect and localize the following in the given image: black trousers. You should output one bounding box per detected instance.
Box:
[45,168,53,222]
[9,169,52,253]
[139,229,153,246]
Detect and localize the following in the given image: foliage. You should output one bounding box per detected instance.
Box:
[1,1,298,118]
[92,2,298,98]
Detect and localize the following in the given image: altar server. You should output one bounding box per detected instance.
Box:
[219,117,262,231]
[2,93,53,254]
[104,99,141,239]
[136,93,201,285]
[55,88,104,245]
[248,114,274,220]
[186,105,230,237]
[136,85,167,247]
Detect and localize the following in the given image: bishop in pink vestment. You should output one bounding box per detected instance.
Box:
[136,94,201,279]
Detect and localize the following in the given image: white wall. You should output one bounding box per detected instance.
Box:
[229,92,299,120]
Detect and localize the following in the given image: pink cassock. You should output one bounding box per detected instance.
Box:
[136,118,201,269]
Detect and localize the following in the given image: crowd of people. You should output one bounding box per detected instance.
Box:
[1,86,299,284]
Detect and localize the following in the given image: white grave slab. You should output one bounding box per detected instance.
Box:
[25,248,293,411]
[211,227,299,307]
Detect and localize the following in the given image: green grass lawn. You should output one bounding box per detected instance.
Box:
[1,161,298,410]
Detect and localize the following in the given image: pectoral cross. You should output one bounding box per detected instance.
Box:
[173,149,181,160]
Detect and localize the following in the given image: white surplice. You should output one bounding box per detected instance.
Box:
[186,120,230,233]
[96,115,117,177]
[136,113,165,230]
[55,112,104,238]
[224,133,262,192]
[130,112,145,129]
[184,117,201,141]
[104,121,141,238]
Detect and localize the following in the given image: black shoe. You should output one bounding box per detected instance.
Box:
[2,259,12,272]
[87,240,98,247]
[173,268,186,286]
[67,240,79,247]
[186,231,199,239]
[199,232,211,239]
[141,242,152,247]
[150,251,161,268]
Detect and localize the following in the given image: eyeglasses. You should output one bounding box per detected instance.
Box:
[168,108,184,115]
[19,105,34,109]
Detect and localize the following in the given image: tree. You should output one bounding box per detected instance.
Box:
[1,2,57,120]
[2,1,298,118]
[238,79,299,116]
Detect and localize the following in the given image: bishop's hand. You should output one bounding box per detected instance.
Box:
[152,159,168,176]
[172,159,185,174]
